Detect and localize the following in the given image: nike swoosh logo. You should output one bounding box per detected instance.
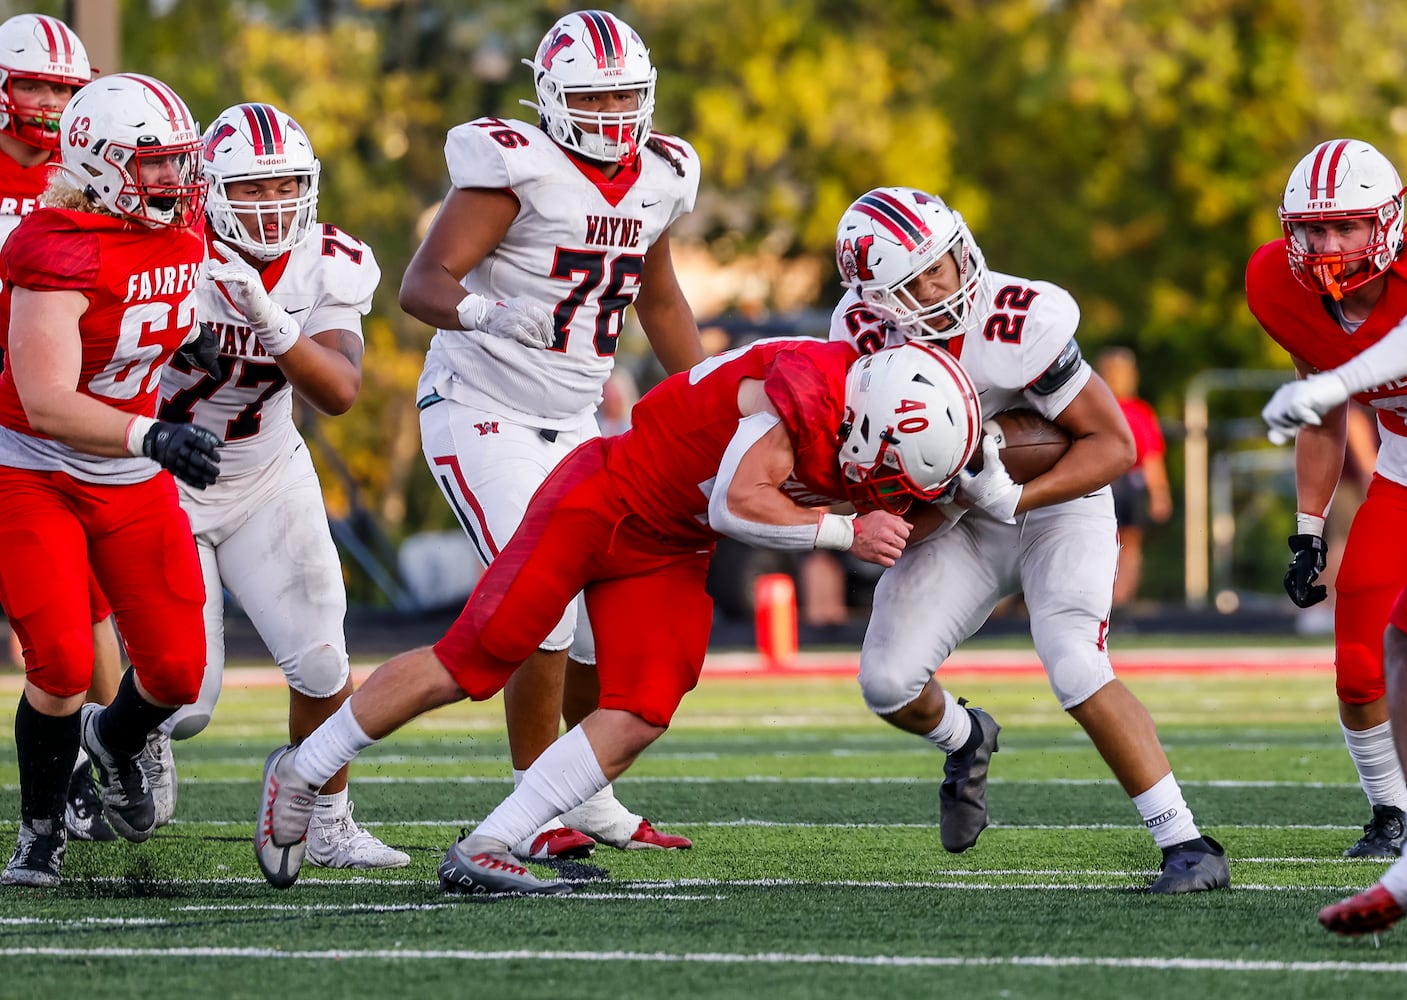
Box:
[287,306,311,315]
[642,200,661,208]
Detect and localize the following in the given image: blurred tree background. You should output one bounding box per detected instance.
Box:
[15,0,1407,606]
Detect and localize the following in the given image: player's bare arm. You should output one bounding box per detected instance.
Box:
[399,186,519,330]
[271,328,365,416]
[1022,371,1135,512]
[1285,353,1350,514]
[635,227,703,374]
[8,287,133,456]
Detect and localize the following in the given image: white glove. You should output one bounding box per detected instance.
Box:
[457,293,556,350]
[1262,371,1351,446]
[204,243,300,355]
[955,433,1023,524]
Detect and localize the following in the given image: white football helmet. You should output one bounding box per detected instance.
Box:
[1280,138,1406,299]
[836,186,992,341]
[521,9,656,164]
[203,103,320,260]
[0,14,91,150]
[839,342,982,514]
[60,73,205,228]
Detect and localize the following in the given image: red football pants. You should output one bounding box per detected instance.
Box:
[0,467,205,703]
[434,438,714,728]
[1335,474,1407,704]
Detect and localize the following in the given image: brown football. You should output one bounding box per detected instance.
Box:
[966,408,1072,485]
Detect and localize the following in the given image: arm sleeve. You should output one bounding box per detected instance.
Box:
[1332,314,1407,395]
[707,411,828,550]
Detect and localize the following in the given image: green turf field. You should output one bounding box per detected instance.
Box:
[0,664,1401,999]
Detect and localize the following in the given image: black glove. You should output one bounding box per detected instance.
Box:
[175,322,224,379]
[1283,533,1328,608]
[143,421,222,489]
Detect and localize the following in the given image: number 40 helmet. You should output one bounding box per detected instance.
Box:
[839,342,983,515]
[521,9,656,165]
[1280,139,1407,300]
[0,13,91,150]
[836,186,992,341]
[59,72,206,228]
[203,102,321,260]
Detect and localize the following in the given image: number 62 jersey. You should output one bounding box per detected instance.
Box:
[159,224,380,482]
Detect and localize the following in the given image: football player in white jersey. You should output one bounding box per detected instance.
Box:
[398,9,702,859]
[830,186,1230,893]
[149,102,409,869]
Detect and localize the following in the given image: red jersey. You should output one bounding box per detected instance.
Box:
[1118,396,1165,468]
[608,339,859,545]
[0,207,204,438]
[0,150,57,247]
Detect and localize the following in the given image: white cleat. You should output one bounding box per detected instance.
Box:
[139,731,177,828]
[439,831,572,896]
[307,802,411,869]
[254,745,318,889]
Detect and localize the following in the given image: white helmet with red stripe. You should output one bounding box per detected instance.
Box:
[836,186,992,341]
[1280,138,1406,299]
[0,13,91,150]
[60,72,205,228]
[839,341,982,515]
[521,9,655,164]
[202,102,321,260]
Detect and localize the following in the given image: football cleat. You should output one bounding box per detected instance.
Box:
[622,819,692,851]
[306,801,411,869]
[939,700,1001,853]
[79,703,155,843]
[439,831,572,896]
[1148,835,1230,894]
[515,825,596,861]
[139,730,177,828]
[1319,884,1406,936]
[1,818,67,889]
[64,749,117,843]
[1344,805,1407,858]
[254,744,319,889]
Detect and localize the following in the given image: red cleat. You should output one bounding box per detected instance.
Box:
[623,818,692,850]
[524,826,595,860]
[1319,884,1406,936]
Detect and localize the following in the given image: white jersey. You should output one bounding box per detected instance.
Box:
[829,270,1092,421]
[159,224,379,480]
[418,117,700,429]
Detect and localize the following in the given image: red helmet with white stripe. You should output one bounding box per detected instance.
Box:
[1280,139,1406,300]
[60,72,206,228]
[0,14,91,150]
[521,9,656,164]
[839,342,983,515]
[836,187,992,342]
[203,103,321,260]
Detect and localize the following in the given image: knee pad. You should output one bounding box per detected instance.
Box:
[285,642,351,699]
[1042,637,1116,709]
[26,622,95,698]
[568,601,596,665]
[1337,641,1388,704]
[165,706,213,741]
[857,654,930,716]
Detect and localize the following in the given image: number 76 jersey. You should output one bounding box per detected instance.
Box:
[159,224,380,481]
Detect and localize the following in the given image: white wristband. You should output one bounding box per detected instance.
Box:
[1296,512,1326,538]
[456,293,490,330]
[815,512,856,551]
[254,307,301,357]
[125,415,156,458]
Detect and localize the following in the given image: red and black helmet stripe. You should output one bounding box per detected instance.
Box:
[578,10,625,69]
[1309,139,1351,201]
[34,15,76,65]
[853,191,932,251]
[240,103,285,157]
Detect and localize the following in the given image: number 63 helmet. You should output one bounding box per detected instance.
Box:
[839,342,982,515]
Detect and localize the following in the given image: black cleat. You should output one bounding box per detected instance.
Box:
[79,704,155,843]
[2,818,67,888]
[939,700,1001,853]
[1148,835,1230,894]
[64,750,117,843]
[1345,805,1407,858]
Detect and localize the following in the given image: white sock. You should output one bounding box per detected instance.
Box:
[1380,852,1407,904]
[1131,772,1201,849]
[294,700,376,788]
[476,726,608,849]
[1342,720,1407,810]
[314,787,349,820]
[922,690,973,754]
[512,767,563,833]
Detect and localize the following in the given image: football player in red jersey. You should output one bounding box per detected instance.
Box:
[399,9,702,859]
[252,339,981,894]
[0,73,219,888]
[1250,139,1407,860]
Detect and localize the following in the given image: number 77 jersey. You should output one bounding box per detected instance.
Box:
[159,224,380,480]
[827,270,1091,421]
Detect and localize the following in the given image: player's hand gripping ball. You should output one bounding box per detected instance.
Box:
[965,409,1072,484]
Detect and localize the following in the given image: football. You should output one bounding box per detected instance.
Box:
[967,408,1071,485]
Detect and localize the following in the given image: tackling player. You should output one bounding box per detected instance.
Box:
[830,186,1228,893]
[144,102,408,870]
[0,73,217,887]
[398,9,701,859]
[253,337,981,893]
